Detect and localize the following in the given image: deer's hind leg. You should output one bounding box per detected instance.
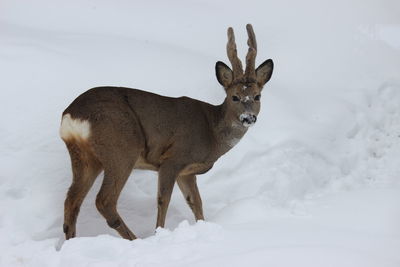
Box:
[90,112,144,240]
[64,141,103,240]
[95,161,137,240]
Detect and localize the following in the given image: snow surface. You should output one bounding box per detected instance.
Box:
[1,0,400,266]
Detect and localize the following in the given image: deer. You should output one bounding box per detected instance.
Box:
[59,24,273,240]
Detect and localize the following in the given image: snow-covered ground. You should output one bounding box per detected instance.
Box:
[1,0,400,266]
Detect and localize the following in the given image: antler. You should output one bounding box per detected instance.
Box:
[244,24,257,79]
[227,27,244,79]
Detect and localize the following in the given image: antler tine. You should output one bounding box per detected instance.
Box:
[227,27,244,79]
[245,24,257,79]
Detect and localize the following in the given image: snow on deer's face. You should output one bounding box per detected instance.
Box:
[228,82,261,127]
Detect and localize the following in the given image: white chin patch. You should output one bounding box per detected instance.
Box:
[242,122,254,127]
[60,113,91,141]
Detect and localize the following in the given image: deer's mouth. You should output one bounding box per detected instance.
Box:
[239,113,257,127]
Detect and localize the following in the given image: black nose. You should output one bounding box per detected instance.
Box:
[241,114,257,125]
[243,115,256,123]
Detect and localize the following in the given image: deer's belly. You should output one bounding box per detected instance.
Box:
[134,156,159,171]
[134,156,213,176]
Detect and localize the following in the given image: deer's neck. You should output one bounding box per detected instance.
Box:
[212,99,248,157]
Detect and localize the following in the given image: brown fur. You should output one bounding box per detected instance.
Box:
[61,24,274,240]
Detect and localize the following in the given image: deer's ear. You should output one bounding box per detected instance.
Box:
[216,61,233,88]
[256,59,274,88]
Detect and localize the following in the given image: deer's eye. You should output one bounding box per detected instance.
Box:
[232,96,240,102]
[254,95,261,101]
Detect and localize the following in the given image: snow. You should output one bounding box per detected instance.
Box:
[1,0,400,266]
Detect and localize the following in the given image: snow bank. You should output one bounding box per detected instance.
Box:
[2,190,399,267]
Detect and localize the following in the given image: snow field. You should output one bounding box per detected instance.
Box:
[1,0,400,266]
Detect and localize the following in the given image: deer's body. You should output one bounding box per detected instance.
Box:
[61,86,244,174]
[61,24,273,240]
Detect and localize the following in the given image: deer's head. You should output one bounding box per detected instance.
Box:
[216,24,273,127]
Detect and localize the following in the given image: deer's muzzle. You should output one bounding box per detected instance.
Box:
[239,113,257,127]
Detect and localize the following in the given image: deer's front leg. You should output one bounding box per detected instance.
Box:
[156,163,181,228]
[177,175,204,221]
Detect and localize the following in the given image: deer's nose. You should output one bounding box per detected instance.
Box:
[239,113,257,127]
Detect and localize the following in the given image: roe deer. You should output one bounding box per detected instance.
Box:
[60,24,273,240]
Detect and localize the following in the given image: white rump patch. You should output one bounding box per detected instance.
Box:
[59,113,91,141]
